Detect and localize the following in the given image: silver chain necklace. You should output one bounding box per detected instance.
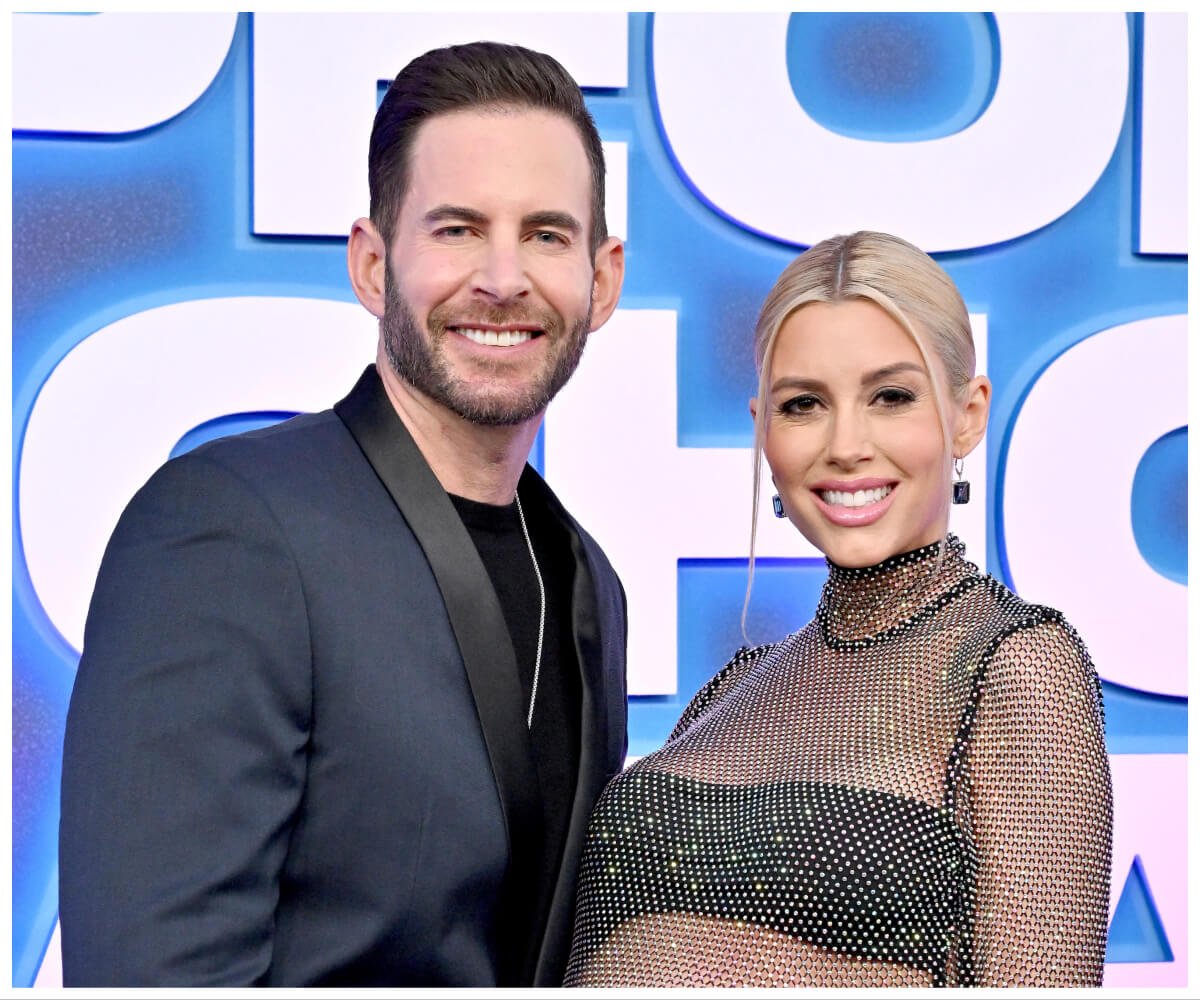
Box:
[514,491,546,729]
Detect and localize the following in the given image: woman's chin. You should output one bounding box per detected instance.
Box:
[808,527,910,569]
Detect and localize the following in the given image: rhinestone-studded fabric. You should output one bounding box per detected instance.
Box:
[564,536,1112,987]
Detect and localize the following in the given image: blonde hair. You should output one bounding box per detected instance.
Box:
[743,231,976,638]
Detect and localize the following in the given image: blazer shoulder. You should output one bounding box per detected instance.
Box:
[138,408,372,511]
[181,408,348,472]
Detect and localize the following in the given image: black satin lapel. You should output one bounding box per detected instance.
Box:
[524,470,628,985]
[334,367,541,980]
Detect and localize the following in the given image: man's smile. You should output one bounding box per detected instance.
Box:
[451,324,543,347]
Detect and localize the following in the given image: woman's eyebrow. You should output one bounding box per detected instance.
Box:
[862,361,927,385]
[770,375,825,394]
[770,363,927,394]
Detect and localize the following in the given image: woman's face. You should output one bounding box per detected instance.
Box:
[760,298,958,568]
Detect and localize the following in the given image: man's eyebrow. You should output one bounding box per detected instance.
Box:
[523,210,582,234]
[420,206,583,236]
[423,204,489,227]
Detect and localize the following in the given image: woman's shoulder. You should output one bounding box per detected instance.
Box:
[666,641,780,743]
[972,575,1090,658]
[969,578,1102,708]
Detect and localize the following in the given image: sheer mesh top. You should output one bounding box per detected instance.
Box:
[564,536,1112,987]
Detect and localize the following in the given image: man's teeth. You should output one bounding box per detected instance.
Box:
[457,328,533,347]
[820,486,893,508]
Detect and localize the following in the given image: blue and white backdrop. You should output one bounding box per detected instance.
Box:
[10,12,1188,987]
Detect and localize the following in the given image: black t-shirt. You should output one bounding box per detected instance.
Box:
[448,488,581,930]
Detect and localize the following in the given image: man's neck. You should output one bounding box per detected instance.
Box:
[375,353,540,506]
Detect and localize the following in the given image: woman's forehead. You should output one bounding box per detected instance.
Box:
[776,300,924,361]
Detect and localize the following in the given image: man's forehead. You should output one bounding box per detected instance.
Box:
[399,107,592,219]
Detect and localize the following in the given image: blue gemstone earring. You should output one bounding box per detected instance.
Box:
[952,457,970,505]
[772,494,786,518]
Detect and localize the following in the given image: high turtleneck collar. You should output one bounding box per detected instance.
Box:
[816,534,979,646]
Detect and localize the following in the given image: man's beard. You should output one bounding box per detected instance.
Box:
[381,271,591,427]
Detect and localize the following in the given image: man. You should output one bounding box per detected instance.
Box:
[59,41,627,986]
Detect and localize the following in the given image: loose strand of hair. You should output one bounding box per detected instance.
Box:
[742,447,761,646]
[741,326,784,644]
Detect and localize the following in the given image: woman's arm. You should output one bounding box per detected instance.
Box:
[965,614,1112,986]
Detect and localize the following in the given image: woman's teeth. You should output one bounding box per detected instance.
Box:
[820,485,893,508]
[457,328,533,347]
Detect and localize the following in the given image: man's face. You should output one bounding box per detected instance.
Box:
[380,108,601,426]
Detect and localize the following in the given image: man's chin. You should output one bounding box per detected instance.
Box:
[440,387,549,427]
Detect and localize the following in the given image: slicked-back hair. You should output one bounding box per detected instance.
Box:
[368,41,608,254]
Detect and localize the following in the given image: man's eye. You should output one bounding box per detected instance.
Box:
[434,226,472,239]
[531,230,568,246]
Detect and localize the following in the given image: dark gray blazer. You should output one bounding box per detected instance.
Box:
[59,366,628,986]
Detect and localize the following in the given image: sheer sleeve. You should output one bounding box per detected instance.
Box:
[966,614,1112,986]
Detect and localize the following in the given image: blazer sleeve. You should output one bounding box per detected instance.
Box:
[59,451,313,985]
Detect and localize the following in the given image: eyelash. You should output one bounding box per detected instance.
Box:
[775,387,918,417]
[432,227,569,247]
[776,394,820,417]
[873,386,917,407]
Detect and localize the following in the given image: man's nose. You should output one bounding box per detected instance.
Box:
[472,237,532,305]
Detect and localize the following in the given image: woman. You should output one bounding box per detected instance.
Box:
[563,232,1112,987]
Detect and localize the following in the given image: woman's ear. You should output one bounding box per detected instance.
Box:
[953,375,992,458]
[347,217,388,319]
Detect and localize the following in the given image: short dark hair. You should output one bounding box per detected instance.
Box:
[368,41,607,254]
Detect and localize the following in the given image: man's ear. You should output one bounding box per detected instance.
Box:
[347,217,388,319]
[953,375,992,459]
[587,237,626,332]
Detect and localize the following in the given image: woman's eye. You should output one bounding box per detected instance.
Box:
[778,394,820,416]
[874,387,916,407]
